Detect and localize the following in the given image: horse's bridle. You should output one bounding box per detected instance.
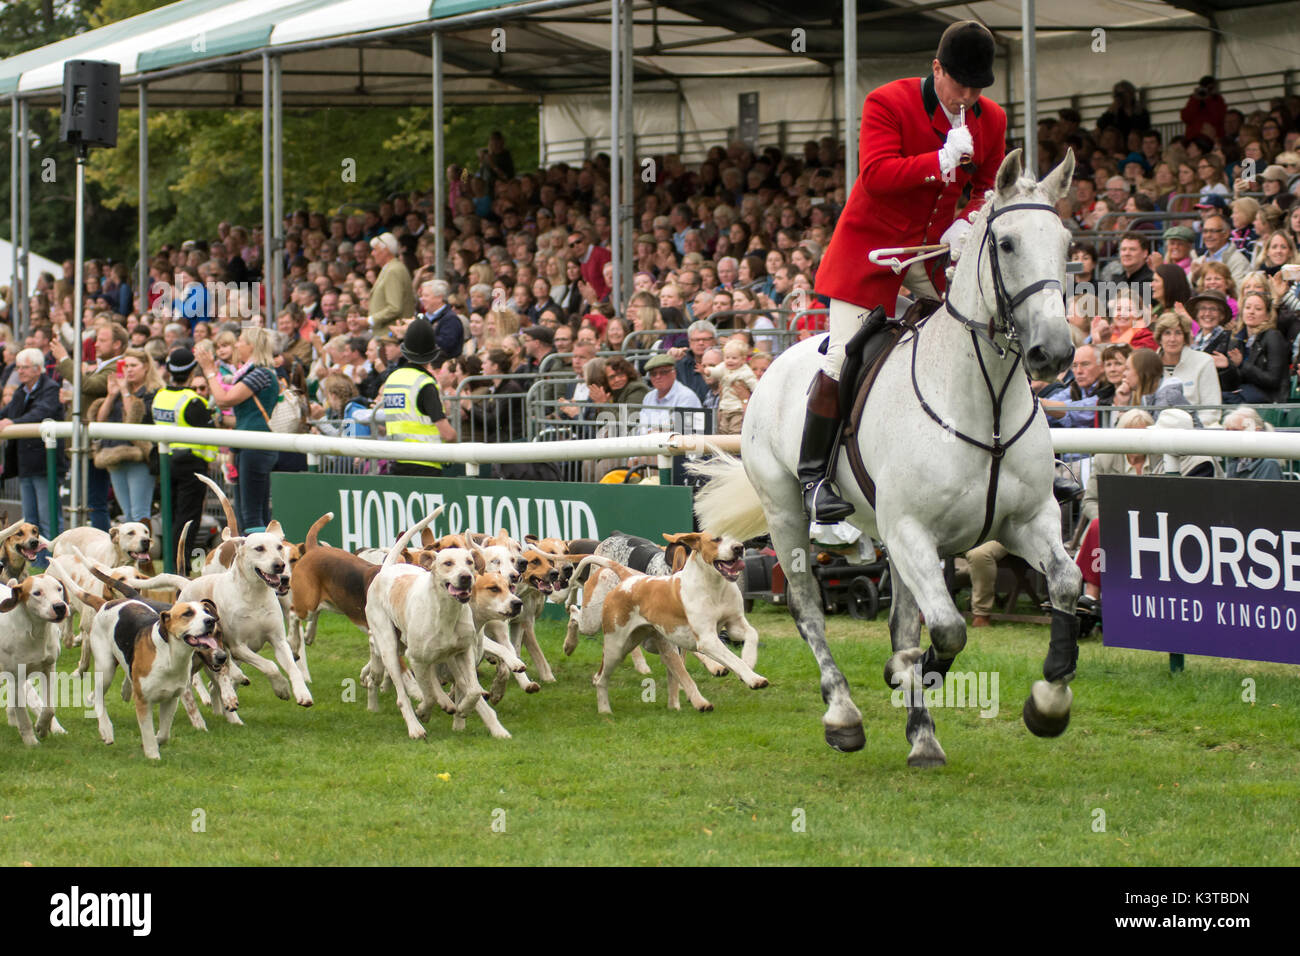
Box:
[943,200,1065,352]
[909,199,1064,549]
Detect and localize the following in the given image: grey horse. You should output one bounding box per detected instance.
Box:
[691,149,1083,767]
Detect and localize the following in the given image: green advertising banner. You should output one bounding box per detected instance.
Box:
[269,473,695,551]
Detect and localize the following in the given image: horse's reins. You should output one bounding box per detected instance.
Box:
[910,199,1064,548]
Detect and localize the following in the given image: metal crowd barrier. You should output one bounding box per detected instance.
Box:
[536,348,658,377]
[0,420,743,574]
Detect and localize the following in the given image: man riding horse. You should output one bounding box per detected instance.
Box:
[800,20,1007,523]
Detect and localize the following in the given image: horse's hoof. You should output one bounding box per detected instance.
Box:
[824,722,866,752]
[1022,696,1070,737]
[907,739,947,768]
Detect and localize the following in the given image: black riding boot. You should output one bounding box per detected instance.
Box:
[798,370,854,523]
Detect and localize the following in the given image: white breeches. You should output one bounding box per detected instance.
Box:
[821,262,939,381]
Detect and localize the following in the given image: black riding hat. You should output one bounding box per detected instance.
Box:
[401,318,442,365]
[936,20,996,90]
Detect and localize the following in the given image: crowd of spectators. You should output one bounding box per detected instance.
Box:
[3,73,1300,531]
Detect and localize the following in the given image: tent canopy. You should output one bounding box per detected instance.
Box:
[2,0,1295,109]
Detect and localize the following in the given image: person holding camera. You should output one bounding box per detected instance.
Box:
[478,131,515,195]
[1181,75,1227,141]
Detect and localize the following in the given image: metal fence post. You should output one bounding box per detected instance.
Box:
[44,432,59,538]
[159,443,173,573]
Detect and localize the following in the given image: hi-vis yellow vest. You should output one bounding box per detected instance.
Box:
[151,388,218,462]
[380,366,443,467]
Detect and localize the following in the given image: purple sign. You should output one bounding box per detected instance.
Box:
[1098,475,1300,665]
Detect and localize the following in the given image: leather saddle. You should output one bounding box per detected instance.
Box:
[830,297,943,509]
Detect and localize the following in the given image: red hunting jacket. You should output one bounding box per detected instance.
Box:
[817,75,1007,312]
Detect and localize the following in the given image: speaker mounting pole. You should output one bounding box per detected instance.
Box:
[59,59,120,531]
[70,143,88,529]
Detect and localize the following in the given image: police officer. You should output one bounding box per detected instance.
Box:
[152,347,217,569]
[800,20,1006,523]
[378,318,457,477]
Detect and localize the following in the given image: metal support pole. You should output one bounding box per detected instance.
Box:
[44,435,59,539]
[1004,46,1015,148]
[830,63,840,148]
[10,96,17,333]
[1022,0,1037,175]
[1209,15,1220,80]
[271,56,284,318]
[307,453,320,474]
[843,0,858,194]
[138,85,149,314]
[71,150,87,528]
[261,54,273,322]
[432,31,445,281]
[159,443,173,573]
[676,86,685,155]
[537,96,545,168]
[19,98,29,336]
[620,0,634,309]
[609,0,622,315]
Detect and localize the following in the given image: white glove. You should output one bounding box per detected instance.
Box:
[938,124,974,176]
[941,218,972,262]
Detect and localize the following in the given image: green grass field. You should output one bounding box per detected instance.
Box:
[1,603,1296,866]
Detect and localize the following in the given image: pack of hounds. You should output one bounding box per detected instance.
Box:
[0,482,767,760]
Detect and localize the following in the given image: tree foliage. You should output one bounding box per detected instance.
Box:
[1,0,539,266]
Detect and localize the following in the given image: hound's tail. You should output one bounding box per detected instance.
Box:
[177,520,193,574]
[129,573,193,593]
[305,513,334,553]
[62,573,107,611]
[553,554,623,608]
[686,450,768,541]
[197,473,239,535]
[384,507,445,567]
[88,564,140,602]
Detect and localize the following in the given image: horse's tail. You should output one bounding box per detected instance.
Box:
[687,450,769,541]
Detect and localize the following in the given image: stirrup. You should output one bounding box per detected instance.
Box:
[803,478,854,524]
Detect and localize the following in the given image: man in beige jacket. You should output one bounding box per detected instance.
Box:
[367,232,416,333]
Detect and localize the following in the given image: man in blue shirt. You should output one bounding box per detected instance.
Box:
[1040,344,1106,429]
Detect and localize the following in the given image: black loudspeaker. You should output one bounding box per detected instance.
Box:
[59,59,120,149]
